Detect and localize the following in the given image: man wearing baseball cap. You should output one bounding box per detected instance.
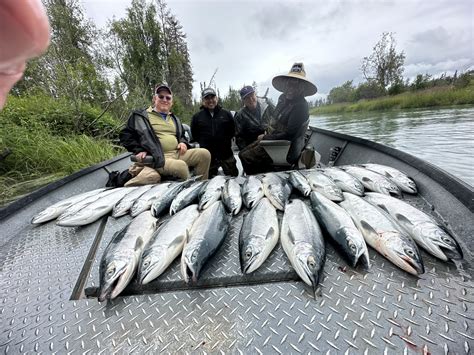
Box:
[234,85,274,150]
[190,87,238,177]
[119,83,211,185]
[239,63,316,174]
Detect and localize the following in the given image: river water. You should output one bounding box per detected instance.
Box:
[310,106,474,187]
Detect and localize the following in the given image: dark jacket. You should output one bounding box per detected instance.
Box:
[234,98,274,150]
[119,108,189,169]
[190,105,235,160]
[263,94,309,164]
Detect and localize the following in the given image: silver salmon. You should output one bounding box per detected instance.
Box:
[364,192,462,261]
[181,201,229,282]
[138,205,200,284]
[310,191,370,268]
[239,198,279,273]
[98,211,157,301]
[281,199,326,288]
[339,192,424,276]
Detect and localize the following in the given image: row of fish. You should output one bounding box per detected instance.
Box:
[98,189,462,301]
[31,163,415,226]
[29,163,462,301]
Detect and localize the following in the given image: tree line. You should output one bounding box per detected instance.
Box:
[324,32,472,106]
[11,0,194,131]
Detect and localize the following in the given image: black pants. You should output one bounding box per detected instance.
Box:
[209,155,239,177]
[238,140,273,175]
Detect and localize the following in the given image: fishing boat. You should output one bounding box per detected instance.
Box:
[0,127,472,354]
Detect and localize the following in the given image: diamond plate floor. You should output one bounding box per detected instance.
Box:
[1,195,473,354]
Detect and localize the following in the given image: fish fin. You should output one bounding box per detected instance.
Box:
[394,213,414,227]
[376,203,390,215]
[266,227,275,240]
[134,237,144,251]
[362,177,373,183]
[287,228,296,246]
[360,220,378,238]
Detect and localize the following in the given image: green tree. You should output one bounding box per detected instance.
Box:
[156,0,193,107]
[327,80,356,104]
[355,80,386,100]
[13,0,110,131]
[108,0,166,106]
[361,32,406,90]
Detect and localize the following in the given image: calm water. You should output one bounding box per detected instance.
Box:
[310,106,474,187]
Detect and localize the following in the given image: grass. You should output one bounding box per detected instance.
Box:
[310,85,474,114]
[0,124,123,206]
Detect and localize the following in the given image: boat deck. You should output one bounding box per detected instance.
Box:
[1,129,473,354]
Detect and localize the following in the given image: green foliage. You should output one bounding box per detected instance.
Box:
[361,32,405,90]
[109,0,165,97]
[220,86,242,111]
[1,95,120,138]
[327,81,356,104]
[310,84,474,114]
[355,80,386,100]
[0,122,122,205]
[14,0,110,107]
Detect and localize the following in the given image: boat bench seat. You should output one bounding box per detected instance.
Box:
[259,140,292,167]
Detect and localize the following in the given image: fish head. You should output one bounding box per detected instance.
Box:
[112,203,128,218]
[381,181,401,197]
[338,227,371,268]
[293,243,324,288]
[181,244,205,283]
[31,207,58,224]
[414,223,463,261]
[384,231,424,275]
[404,179,418,194]
[240,238,265,274]
[130,201,146,217]
[138,247,167,285]
[98,254,136,301]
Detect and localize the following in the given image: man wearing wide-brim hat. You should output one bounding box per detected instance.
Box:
[239,62,317,174]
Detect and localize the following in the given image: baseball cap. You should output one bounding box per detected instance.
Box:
[240,85,255,99]
[155,83,172,95]
[201,87,216,98]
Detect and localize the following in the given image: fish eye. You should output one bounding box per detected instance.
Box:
[142,258,150,268]
[191,250,198,262]
[307,256,316,269]
[405,248,415,257]
[348,241,357,251]
[106,267,115,277]
[245,248,253,259]
[442,237,453,244]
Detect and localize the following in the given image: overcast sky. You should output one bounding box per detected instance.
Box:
[82,0,473,102]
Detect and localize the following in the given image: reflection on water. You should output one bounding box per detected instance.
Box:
[310,106,474,187]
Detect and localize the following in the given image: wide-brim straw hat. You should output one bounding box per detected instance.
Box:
[272,62,317,96]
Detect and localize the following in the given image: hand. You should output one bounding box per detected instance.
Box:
[0,0,50,109]
[257,134,265,141]
[136,151,147,162]
[177,143,187,155]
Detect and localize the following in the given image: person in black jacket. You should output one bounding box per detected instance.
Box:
[191,88,239,177]
[239,63,317,175]
[234,85,275,150]
[119,84,211,186]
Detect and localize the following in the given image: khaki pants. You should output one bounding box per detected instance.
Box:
[125,148,211,186]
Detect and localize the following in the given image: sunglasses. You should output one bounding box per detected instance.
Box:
[157,94,172,101]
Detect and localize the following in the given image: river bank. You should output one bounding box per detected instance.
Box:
[310,84,474,114]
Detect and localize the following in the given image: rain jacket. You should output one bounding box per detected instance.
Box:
[119,108,189,169]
